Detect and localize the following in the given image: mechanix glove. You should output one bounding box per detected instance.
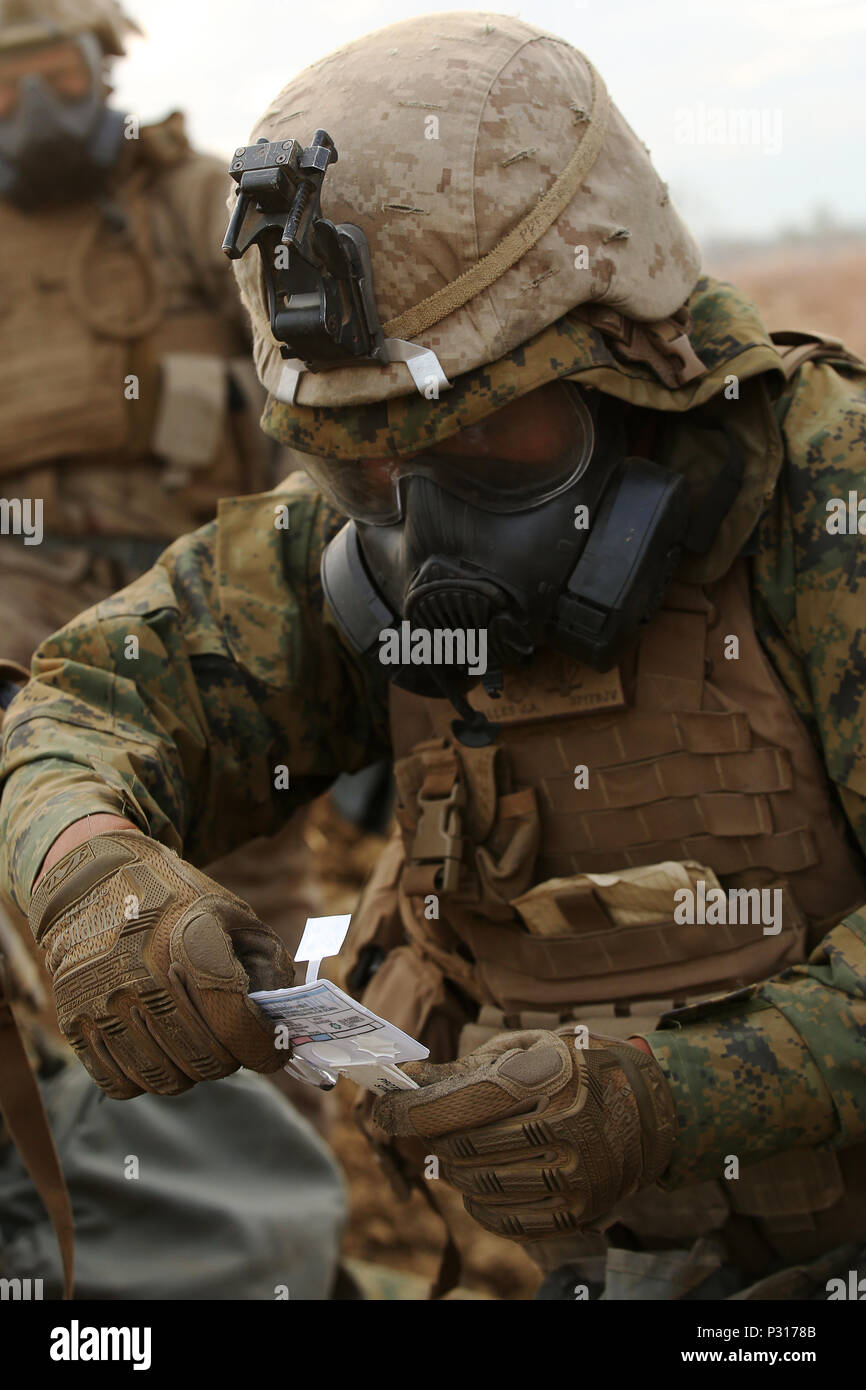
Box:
[28,830,294,1099]
[371,1028,677,1242]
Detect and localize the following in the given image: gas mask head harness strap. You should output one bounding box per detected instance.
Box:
[0,31,126,208]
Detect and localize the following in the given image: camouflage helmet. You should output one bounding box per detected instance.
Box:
[234,11,702,456]
[0,0,141,57]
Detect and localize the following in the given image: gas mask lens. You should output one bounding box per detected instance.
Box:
[0,42,93,120]
[301,380,595,524]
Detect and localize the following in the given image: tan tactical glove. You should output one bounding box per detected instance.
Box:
[29,830,293,1099]
[371,1028,676,1242]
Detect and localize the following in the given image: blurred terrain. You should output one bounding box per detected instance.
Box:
[706,231,866,358]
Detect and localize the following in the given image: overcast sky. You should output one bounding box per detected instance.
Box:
[111,0,866,244]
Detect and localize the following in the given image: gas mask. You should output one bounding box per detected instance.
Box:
[317,384,689,744]
[0,33,126,209]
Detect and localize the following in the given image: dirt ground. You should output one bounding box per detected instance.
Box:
[316,243,866,1300]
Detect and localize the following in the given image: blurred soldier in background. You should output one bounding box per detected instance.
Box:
[0,0,345,1300]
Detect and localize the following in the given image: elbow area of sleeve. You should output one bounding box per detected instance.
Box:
[642,997,837,1188]
[641,908,866,1186]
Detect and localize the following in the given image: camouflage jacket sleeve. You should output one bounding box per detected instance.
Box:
[645,355,866,1186]
[0,474,390,912]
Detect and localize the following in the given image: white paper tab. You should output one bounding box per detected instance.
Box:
[293,914,352,983]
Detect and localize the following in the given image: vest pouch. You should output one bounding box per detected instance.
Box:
[725,1149,845,1229]
[717,1145,866,1266]
[472,787,541,914]
[0,305,129,474]
[395,736,540,912]
[151,353,227,488]
[612,1180,731,1244]
[360,944,470,1063]
[453,868,808,1013]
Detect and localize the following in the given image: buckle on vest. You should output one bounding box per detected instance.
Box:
[411,781,465,894]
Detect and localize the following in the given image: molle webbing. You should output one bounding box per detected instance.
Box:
[389,560,866,1014]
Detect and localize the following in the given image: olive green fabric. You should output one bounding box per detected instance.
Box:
[0,1060,346,1299]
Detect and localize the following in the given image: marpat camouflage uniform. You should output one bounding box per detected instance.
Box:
[2,274,865,1198]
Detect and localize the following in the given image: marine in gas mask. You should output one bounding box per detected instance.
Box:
[224,131,691,744]
[7,14,866,1306]
[317,380,688,739]
[0,12,129,207]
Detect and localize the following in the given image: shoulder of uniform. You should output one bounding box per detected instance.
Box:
[770,329,866,380]
[769,349,866,569]
[210,475,340,687]
[778,350,866,476]
[216,473,344,585]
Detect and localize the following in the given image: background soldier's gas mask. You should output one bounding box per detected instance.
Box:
[0,32,126,208]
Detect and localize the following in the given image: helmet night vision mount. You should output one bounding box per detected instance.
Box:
[223,130,450,400]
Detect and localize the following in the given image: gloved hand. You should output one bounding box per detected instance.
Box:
[371,1028,676,1242]
[29,829,294,1098]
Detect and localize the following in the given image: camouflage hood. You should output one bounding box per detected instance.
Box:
[264,274,790,585]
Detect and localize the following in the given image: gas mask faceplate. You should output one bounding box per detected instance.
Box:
[0,33,126,208]
[320,384,690,744]
[302,382,595,525]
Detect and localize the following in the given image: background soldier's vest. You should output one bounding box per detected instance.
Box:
[388,556,866,1023]
[0,116,270,539]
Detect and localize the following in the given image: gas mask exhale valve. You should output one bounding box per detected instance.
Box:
[320,389,690,746]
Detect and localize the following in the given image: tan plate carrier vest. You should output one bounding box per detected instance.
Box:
[0,125,268,526]
[351,541,866,1270]
[389,559,866,1015]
